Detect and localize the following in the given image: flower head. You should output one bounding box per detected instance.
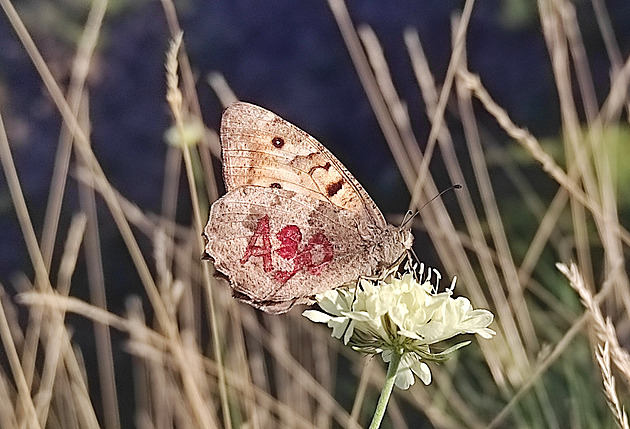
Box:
[303,259,495,389]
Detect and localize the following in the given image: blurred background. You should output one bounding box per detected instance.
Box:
[5,0,629,287]
[1,1,630,428]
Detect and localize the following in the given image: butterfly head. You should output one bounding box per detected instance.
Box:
[398,226,414,251]
[375,223,414,271]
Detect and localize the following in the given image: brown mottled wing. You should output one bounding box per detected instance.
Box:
[204,186,405,314]
[220,102,388,229]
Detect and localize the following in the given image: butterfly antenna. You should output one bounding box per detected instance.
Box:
[419,183,462,211]
[400,210,414,229]
[399,184,462,230]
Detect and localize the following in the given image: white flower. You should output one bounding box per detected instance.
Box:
[303,261,495,389]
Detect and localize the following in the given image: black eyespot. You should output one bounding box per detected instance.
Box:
[270,183,282,189]
[272,137,284,148]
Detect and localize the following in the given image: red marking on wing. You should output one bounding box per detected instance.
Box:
[240,215,334,284]
[240,215,273,272]
[275,225,301,259]
[273,229,334,283]
[304,233,334,275]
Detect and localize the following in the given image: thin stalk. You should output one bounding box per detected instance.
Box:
[368,352,401,429]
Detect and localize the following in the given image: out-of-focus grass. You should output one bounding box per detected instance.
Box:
[1,0,629,428]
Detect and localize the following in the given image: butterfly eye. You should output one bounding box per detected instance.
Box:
[270,183,282,189]
[271,136,285,148]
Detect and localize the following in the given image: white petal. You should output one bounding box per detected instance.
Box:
[329,317,350,339]
[398,329,422,340]
[394,367,415,390]
[302,310,332,323]
[475,327,497,339]
[343,321,355,344]
[411,361,432,385]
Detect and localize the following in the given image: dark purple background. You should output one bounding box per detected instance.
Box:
[1,1,629,426]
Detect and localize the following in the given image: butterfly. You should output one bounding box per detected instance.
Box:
[203,102,413,313]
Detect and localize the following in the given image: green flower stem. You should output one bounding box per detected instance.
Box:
[368,352,402,429]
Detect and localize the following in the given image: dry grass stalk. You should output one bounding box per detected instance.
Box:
[1,0,629,427]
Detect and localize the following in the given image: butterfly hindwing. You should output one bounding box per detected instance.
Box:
[205,186,393,312]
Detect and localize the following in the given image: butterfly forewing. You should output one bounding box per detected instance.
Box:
[220,102,387,228]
